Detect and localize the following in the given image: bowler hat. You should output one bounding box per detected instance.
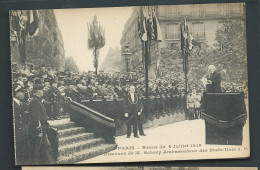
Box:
[13,84,24,93]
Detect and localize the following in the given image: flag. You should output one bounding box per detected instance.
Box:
[138,7,148,41]
[27,10,39,36]
[180,19,189,73]
[138,7,151,68]
[187,30,202,50]
[151,7,162,42]
[180,19,188,52]
[138,6,163,69]
[187,29,193,50]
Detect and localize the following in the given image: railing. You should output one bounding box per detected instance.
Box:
[67,100,116,143]
[80,94,186,124]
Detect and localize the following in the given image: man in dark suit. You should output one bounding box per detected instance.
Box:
[13,83,31,165]
[28,81,54,164]
[43,79,61,120]
[124,85,145,138]
[206,65,222,93]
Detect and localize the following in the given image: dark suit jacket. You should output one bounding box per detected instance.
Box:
[207,71,222,93]
[124,92,143,125]
[28,96,48,133]
[13,100,30,164]
[14,101,28,135]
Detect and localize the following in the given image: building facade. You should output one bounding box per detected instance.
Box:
[10,10,65,71]
[120,3,245,72]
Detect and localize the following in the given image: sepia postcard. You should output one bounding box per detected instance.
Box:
[10,3,249,165]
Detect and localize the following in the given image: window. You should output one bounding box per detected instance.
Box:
[191,22,205,39]
[166,24,180,40]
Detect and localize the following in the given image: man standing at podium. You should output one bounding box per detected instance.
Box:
[205,65,222,93]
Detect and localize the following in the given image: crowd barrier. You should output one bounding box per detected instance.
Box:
[78,94,186,135]
[80,94,186,122]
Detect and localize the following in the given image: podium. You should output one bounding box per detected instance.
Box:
[201,93,247,145]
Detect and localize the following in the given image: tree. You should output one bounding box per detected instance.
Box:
[214,18,247,84]
[87,16,105,75]
[65,57,79,72]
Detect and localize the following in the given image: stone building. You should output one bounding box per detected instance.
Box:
[120,3,245,74]
[10,9,65,71]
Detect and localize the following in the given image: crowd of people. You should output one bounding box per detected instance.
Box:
[12,62,247,164]
[12,63,248,121]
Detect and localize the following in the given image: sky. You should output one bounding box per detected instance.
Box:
[54,7,133,72]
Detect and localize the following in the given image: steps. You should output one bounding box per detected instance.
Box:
[49,118,117,164]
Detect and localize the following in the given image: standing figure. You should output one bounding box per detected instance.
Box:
[28,83,54,164]
[43,79,61,120]
[194,89,202,119]
[186,90,195,120]
[124,85,145,138]
[13,83,31,165]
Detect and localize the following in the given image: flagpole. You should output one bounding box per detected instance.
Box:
[184,50,188,95]
[145,37,149,98]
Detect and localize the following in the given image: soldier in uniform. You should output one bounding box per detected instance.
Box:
[13,83,31,165]
[186,89,195,120]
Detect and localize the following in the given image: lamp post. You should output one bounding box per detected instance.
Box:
[122,45,132,72]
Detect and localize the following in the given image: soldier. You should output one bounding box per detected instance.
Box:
[186,89,195,120]
[194,89,202,119]
[13,83,31,165]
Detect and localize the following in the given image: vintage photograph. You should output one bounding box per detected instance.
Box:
[10,3,249,165]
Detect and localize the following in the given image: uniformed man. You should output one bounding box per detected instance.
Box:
[13,83,31,165]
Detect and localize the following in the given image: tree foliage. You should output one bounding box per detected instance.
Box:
[158,18,247,89]
[87,16,105,74]
[214,19,247,73]
[65,57,79,72]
